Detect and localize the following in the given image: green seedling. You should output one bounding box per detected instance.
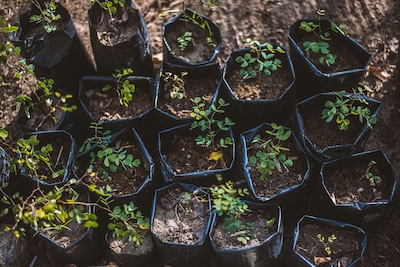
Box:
[29,0,61,33]
[235,38,285,80]
[190,97,234,165]
[321,86,377,131]
[364,160,381,186]
[107,201,150,246]
[249,123,293,180]
[79,122,141,180]
[177,31,193,51]
[161,71,188,99]
[210,180,253,245]
[102,68,135,107]
[90,0,126,22]
[317,233,337,256]
[299,10,347,67]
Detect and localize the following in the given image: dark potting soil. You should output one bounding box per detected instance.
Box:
[295,223,361,267]
[152,186,210,244]
[164,19,217,64]
[211,209,278,250]
[86,85,153,121]
[82,139,149,196]
[163,134,233,174]
[226,61,291,100]
[247,135,307,199]
[158,74,218,118]
[323,161,392,204]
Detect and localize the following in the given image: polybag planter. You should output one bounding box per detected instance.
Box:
[155,61,222,131]
[78,75,156,131]
[309,150,399,230]
[74,127,155,213]
[288,215,367,267]
[292,92,382,163]
[32,184,107,266]
[88,0,154,77]
[162,8,222,66]
[288,18,371,101]
[158,122,235,187]
[220,45,296,133]
[238,122,313,222]
[9,0,95,94]
[209,202,283,267]
[150,182,213,267]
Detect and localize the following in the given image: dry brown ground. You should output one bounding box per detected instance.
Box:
[1,0,400,266]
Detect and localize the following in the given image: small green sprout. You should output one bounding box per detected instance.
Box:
[321,86,377,131]
[177,31,193,51]
[249,123,293,180]
[364,160,381,186]
[161,71,188,100]
[102,68,135,107]
[317,233,337,256]
[235,38,285,80]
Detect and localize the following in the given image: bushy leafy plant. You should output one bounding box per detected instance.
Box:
[79,122,141,180]
[161,71,188,99]
[235,38,285,80]
[102,68,135,107]
[0,179,98,238]
[29,0,62,33]
[249,123,293,180]
[107,201,150,246]
[190,97,234,164]
[0,129,66,181]
[210,180,252,244]
[321,86,377,131]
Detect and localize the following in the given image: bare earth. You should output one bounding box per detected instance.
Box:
[1,0,400,266]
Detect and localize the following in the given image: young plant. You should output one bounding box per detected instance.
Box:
[235,38,285,80]
[102,68,135,107]
[0,179,98,238]
[177,31,193,51]
[248,123,293,180]
[190,97,234,165]
[180,11,216,48]
[299,10,344,67]
[29,0,62,33]
[317,233,337,256]
[79,122,141,181]
[161,71,188,99]
[321,86,377,131]
[90,0,126,23]
[210,180,254,245]
[364,160,381,186]
[107,201,150,246]
[0,129,66,181]
[15,77,77,129]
